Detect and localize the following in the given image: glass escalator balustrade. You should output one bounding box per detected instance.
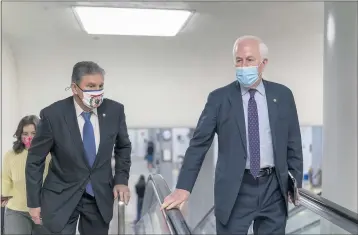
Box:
[287,209,353,234]
[286,189,357,235]
[134,201,171,234]
[287,207,321,233]
[131,175,357,235]
[132,174,191,235]
[186,189,357,235]
[191,208,216,234]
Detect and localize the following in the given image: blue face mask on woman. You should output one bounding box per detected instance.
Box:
[235,66,260,88]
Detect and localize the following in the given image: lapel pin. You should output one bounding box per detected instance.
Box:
[273,99,277,102]
[103,113,106,117]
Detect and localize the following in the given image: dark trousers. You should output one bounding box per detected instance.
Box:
[216,171,287,235]
[136,198,144,222]
[1,207,5,234]
[44,193,110,235]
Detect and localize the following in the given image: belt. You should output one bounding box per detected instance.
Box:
[244,167,275,177]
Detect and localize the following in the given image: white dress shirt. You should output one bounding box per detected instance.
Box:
[73,98,100,154]
[241,81,275,169]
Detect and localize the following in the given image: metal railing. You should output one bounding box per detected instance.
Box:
[117,200,126,235]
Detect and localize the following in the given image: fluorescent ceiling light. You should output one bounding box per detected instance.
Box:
[73,6,193,37]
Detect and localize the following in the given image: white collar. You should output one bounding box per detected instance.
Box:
[240,79,265,96]
[73,97,98,117]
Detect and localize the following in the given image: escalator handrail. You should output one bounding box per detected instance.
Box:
[298,188,358,224]
[146,174,192,235]
[288,191,321,218]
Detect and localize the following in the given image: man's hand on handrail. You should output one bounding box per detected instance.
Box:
[288,188,301,206]
[161,189,190,211]
[114,184,131,205]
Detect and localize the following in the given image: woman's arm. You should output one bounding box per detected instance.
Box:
[43,154,52,180]
[1,151,14,196]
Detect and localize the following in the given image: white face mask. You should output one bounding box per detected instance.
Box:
[81,89,104,109]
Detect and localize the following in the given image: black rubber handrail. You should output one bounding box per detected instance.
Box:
[298,188,358,225]
[144,174,192,235]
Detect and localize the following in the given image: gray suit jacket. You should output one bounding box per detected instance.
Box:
[26,97,131,233]
[176,80,303,225]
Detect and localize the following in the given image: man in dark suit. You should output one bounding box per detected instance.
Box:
[26,61,132,235]
[162,35,303,234]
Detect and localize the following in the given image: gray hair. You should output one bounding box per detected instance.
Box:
[71,61,105,85]
[232,35,269,63]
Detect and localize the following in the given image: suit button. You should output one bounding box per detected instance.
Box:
[80,189,84,193]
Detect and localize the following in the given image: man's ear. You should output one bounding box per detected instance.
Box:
[71,83,78,95]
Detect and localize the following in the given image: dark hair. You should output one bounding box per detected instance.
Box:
[13,115,40,154]
[71,61,105,85]
[138,175,146,184]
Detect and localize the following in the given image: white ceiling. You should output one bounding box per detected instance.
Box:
[2,1,323,51]
[1,1,325,127]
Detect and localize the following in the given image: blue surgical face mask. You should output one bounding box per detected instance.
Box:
[235,66,259,88]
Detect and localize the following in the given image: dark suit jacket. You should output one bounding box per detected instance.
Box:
[176,80,303,225]
[26,96,131,233]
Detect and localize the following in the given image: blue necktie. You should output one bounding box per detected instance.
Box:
[248,89,261,178]
[81,112,96,196]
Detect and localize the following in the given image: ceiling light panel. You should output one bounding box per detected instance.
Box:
[73,6,193,37]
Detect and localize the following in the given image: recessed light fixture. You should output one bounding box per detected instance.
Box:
[326,13,335,47]
[73,6,193,37]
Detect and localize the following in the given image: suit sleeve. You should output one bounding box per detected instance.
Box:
[113,104,132,186]
[26,109,54,208]
[287,91,303,188]
[176,92,218,192]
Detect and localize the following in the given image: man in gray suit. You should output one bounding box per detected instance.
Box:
[162,35,303,234]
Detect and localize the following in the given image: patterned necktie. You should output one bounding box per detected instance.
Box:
[248,89,261,178]
[81,112,96,196]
